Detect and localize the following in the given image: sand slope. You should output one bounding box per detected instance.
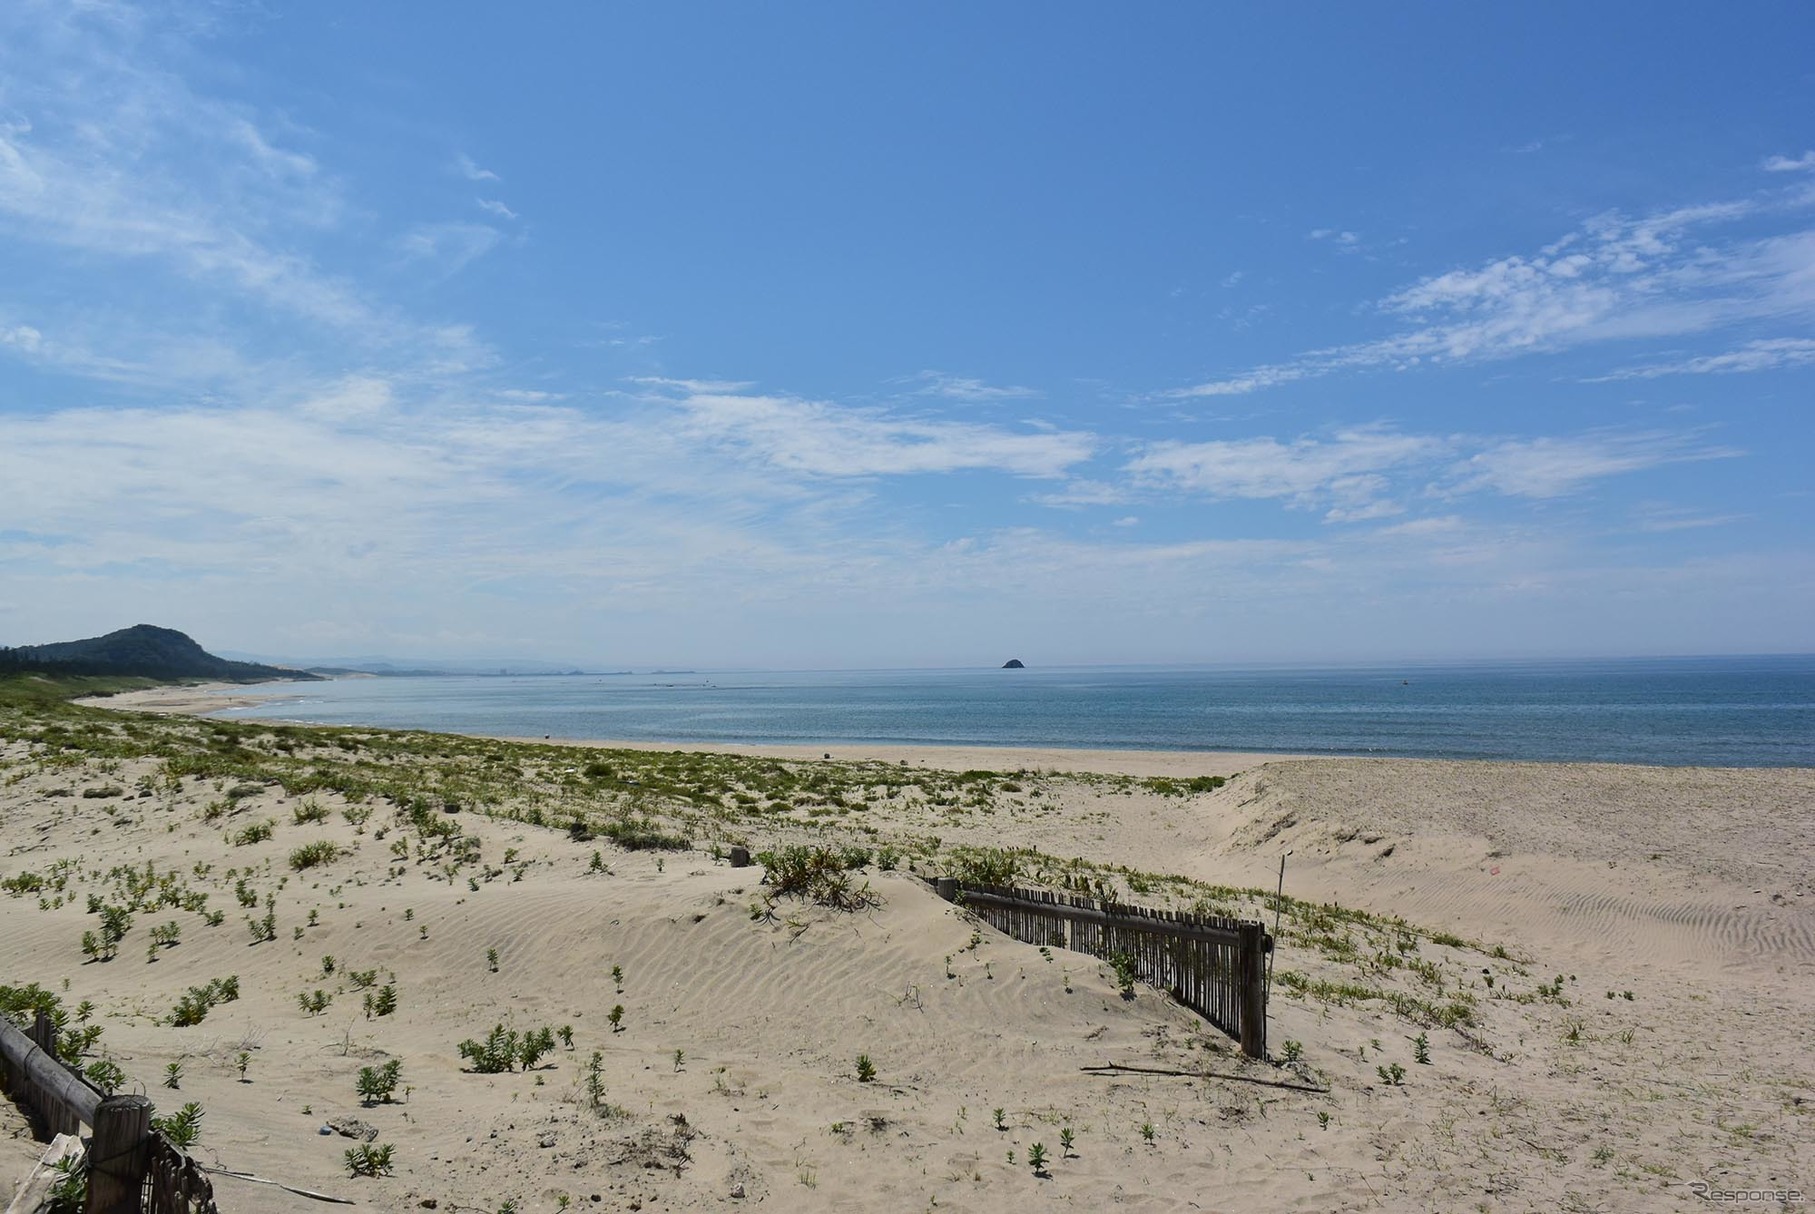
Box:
[3,719,1812,1212]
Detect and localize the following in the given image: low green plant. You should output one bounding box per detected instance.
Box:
[608,1004,624,1032]
[1377,1063,1406,1086]
[1280,1039,1304,1063]
[151,1102,204,1148]
[1027,1142,1048,1174]
[163,1061,182,1089]
[292,800,330,825]
[855,1054,876,1083]
[457,1024,557,1073]
[288,841,341,871]
[46,1155,85,1211]
[993,1107,1006,1131]
[1059,1126,1075,1157]
[754,845,878,910]
[84,1057,126,1095]
[1140,1121,1156,1143]
[232,821,273,846]
[356,1059,402,1105]
[344,1142,393,1177]
[247,894,276,943]
[363,984,398,1018]
[1412,1032,1431,1064]
[297,989,331,1016]
[1109,951,1138,998]
[169,976,239,1026]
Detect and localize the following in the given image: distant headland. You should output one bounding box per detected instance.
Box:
[0,624,320,683]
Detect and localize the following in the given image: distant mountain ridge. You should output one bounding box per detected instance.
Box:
[0,625,319,683]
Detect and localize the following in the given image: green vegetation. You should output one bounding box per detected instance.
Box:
[344,1143,394,1177]
[756,844,878,909]
[150,1101,204,1148]
[356,1059,403,1104]
[288,841,341,870]
[170,976,240,1027]
[458,1024,557,1073]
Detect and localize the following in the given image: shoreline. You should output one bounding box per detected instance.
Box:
[74,679,1815,776]
[77,681,1302,778]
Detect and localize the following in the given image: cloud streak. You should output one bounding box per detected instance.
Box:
[1174,197,1815,396]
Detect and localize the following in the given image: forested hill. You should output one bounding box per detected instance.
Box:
[0,625,319,683]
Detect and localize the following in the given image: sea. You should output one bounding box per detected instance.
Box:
[212,654,1815,768]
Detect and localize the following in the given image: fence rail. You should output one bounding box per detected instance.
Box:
[933,879,1271,1058]
[0,1011,218,1213]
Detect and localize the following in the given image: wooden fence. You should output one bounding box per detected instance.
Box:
[933,879,1271,1058]
[0,1011,219,1214]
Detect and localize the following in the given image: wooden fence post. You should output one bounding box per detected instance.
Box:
[1237,923,1267,1060]
[935,878,958,902]
[85,1094,150,1214]
[727,845,751,868]
[31,1010,56,1057]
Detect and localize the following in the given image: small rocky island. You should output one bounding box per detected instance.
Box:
[1001,658,1025,669]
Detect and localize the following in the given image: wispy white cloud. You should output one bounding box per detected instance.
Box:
[1589,336,1815,379]
[1763,151,1815,173]
[1127,428,1448,508]
[1448,431,1740,499]
[0,2,494,378]
[1168,364,1306,398]
[397,221,502,275]
[1628,502,1749,533]
[660,383,1094,478]
[1175,197,1815,395]
[910,371,1041,401]
[1121,423,1740,516]
[454,152,499,182]
[476,198,518,220]
[1027,480,1132,509]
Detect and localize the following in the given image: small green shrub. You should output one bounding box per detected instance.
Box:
[855,1054,876,1083]
[288,841,341,871]
[356,1059,402,1105]
[292,800,330,825]
[1109,952,1137,998]
[151,1102,204,1148]
[457,1024,556,1073]
[344,1142,393,1177]
[169,976,238,1026]
[231,821,273,846]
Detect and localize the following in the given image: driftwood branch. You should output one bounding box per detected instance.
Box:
[202,1166,356,1204]
[1080,1061,1329,1094]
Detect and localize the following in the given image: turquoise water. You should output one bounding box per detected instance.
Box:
[219,655,1815,767]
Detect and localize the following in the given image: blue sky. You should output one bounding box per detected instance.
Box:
[2,1,1812,667]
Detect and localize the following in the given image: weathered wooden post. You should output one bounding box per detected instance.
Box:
[727,845,751,868]
[31,1009,56,1057]
[86,1094,151,1214]
[935,877,958,902]
[1237,923,1267,1060]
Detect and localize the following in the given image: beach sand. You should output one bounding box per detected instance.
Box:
[5,696,1811,1211]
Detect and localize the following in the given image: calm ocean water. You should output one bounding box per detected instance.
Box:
[216,655,1815,767]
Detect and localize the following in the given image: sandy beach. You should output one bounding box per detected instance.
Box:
[4,696,1811,1211]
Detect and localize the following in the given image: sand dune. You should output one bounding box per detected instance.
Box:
[4,707,1812,1211]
